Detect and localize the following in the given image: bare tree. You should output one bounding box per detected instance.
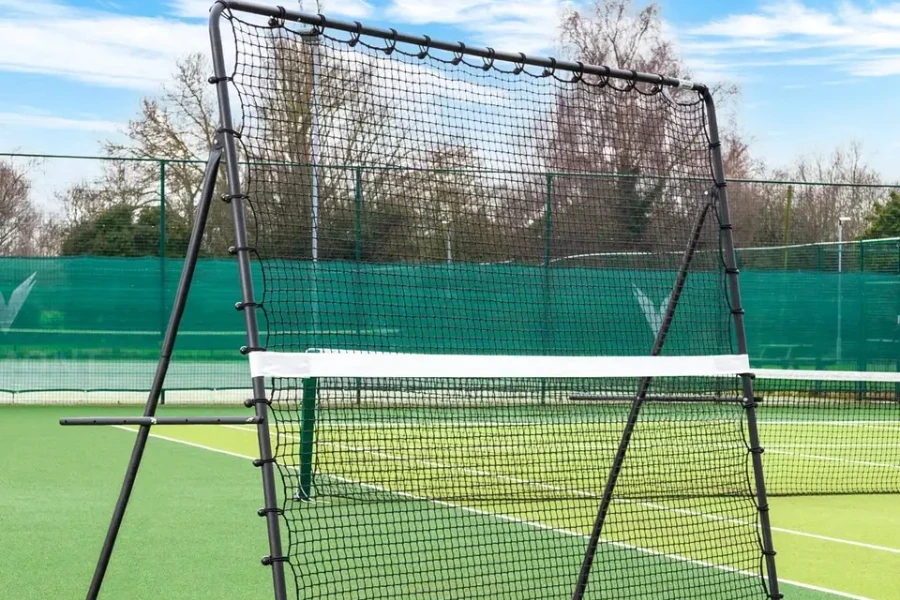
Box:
[776,142,881,244]
[728,142,884,252]
[244,33,420,261]
[54,54,230,255]
[0,160,43,256]
[538,0,745,255]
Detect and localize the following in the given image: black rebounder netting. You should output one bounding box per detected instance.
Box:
[217,6,775,600]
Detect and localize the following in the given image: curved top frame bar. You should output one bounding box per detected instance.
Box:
[210,0,707,94]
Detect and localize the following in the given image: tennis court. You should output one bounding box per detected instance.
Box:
[3,380,898,599]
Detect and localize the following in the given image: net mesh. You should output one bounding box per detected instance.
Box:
[752,371,900,496]
[272,377,764,599]
[219,8,771,599]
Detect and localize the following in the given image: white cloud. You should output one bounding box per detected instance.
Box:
[169,0,374,20]
[686,1,900,78]
[0,0,208,90]
[167,0,213,19]
[385,0,568,55]
[324,0,375,19]
[0,111,123,132]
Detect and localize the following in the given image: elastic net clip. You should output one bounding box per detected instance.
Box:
[241,346,266,355]
[216,127,241,139]
[228,245,258,255]
[542,57,557,78]
[257,507,284,517]
[715,181,727,189]
[221,193,249,204]
[762,548,776,557]
[742,398,759,409]
[348,22,362,47]
[234,301,262,311]
[253,457,277,467]
[749,446,765,455]
[769,593,785,600]
[310,14,326,36]
[725,267,740,275]
[383,28,397,55]
[261,555,289,566]
[268,5,286,28]
[621,70,638,92]
[207,75,232,84]
[416,35,431,60]
[719,223,733,231]
[730,308,745,316]
[482,48,495,71]
[451,43,465,65]
[243,397,271,408]
[709,141,723,150]
[571,61,585,84]
[512,53,526,75]
[598,65,612,86]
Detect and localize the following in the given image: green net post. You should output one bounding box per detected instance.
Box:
[298,376,318,500]
[159,159,167,405]
[354,167,362,405]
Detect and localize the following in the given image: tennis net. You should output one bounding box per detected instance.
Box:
[751,368,900,496]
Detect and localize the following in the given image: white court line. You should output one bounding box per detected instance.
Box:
[767,449,900,471]
[285,419,900,429]
[762,421,900,427]
[224,425,900,556]
[769,444,900,449]
[113,425,876,600]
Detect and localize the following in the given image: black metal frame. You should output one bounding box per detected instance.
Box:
[63,2,780,600]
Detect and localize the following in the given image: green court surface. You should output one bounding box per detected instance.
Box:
[2,406,898,600]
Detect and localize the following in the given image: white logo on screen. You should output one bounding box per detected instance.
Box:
[632,284,671,337]
[0,272,37,333]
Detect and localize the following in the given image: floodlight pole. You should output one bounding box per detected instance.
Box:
[81,134,224,600]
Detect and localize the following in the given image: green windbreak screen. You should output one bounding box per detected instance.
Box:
[2,244,899,393]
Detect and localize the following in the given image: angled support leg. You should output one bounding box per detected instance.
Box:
[81,135,224,600]
[571,200,713,600]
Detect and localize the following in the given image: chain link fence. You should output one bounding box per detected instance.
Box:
[1,153,899,402]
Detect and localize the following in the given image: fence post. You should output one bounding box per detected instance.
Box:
[858,242,867,378]
[159,159,167,405]
[782,185,793,269]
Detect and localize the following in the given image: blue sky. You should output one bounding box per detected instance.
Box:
[1,0,899,210]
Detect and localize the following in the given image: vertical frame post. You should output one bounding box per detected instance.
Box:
[209,6,289,600]
[297,377,319,500]
[703,89,782,600]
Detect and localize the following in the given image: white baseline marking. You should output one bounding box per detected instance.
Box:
[224,425,900,556]
[767,449,900,471]
[114,425,876,600]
